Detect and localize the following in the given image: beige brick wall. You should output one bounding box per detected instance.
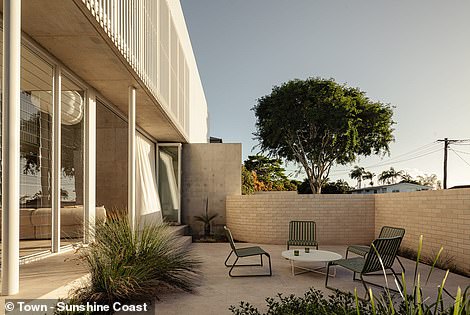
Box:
[226,193,375,245]
[375,189,470,274]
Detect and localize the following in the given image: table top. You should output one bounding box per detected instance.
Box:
[281,249,342,262]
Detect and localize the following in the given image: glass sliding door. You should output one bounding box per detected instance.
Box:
[157,144,181,223]
[0,32,55,257]
[60,76,85,246]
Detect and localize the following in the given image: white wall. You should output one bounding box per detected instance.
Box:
[168,0,209,143]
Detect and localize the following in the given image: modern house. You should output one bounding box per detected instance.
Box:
[350,182,432,194]
[0,0,213,295]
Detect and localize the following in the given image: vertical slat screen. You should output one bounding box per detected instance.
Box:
[80,0,190,134]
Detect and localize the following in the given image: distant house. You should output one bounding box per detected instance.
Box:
[350,182,432,194]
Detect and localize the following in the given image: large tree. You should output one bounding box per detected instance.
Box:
[253,77,394,194]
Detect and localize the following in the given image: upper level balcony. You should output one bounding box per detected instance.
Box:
[0,0,208,143]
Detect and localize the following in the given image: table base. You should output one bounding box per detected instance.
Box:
[289,261,336,277]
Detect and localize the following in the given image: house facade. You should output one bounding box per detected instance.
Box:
[351,182,432,194]
[1,0,209,295]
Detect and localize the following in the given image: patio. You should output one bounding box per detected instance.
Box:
[155,242,469,315]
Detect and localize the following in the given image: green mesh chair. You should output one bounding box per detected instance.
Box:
[326,236,403,294]
[287,220,318,250]
[346,226,405,273]
[224,226,272,277]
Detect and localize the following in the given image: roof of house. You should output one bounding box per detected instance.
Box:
[350,182,432,192]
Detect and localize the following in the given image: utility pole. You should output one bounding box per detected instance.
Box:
[437,138,459,189]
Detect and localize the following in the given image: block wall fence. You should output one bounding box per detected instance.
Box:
[226,193,376,245]
[226,189,470,274]
[375,189,470,274]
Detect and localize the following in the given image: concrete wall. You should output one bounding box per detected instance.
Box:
[226,193,375,245]
[96,102,128,215]
[375,189,470,274]
[181,143,241,236]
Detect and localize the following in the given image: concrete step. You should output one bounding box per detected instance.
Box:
[169,225,192,248]
[177,235,193,249]
[169,225,188,236]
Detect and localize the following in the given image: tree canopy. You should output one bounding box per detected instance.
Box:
[242,155,297,193]
[253,77,394,193]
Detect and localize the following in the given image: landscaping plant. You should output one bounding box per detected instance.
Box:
[194,197,218,238]
[229,236,469,315]
[69,216,200,309]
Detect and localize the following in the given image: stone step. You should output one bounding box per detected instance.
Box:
[169,224,188,236]
[178,235,193,249]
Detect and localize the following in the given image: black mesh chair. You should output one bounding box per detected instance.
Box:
[346,226,406,273]
[224,226,272,277]
[326,236,403,294]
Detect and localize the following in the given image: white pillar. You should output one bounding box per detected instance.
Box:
[84,90,97,243]
[2,0,21,296]
[128,86,136,230]
[52,66,61,253]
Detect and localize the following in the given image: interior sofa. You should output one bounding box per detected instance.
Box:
[14,205,107,240]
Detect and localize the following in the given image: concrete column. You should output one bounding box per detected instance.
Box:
[52,66,62,253]
[84,89,97,243]
[2,0,21,296]
[128,86,136,230]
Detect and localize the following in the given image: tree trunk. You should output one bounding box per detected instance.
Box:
[309,178,322,194]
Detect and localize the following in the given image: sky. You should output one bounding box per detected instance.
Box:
[180,0,470,188]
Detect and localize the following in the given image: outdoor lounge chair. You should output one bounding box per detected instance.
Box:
[287,220,318,250]
[325,236,403,294]
[346,226,406,273]
[224,226,272,277]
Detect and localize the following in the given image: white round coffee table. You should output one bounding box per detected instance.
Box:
[281,249,342,276]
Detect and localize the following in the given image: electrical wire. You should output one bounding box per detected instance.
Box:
[451,149,470,155]
[329,146,442,176]
[450,149,470,168]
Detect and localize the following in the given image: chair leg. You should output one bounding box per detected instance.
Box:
[227,253,272,277]
[228,256,239,277]
[345,249,349,259]
[396,256,406,274]
[359,274,371,299]
[266,253,272,276]
[390,267,403,291]
[224,250,234,267]
[325,262,332,288]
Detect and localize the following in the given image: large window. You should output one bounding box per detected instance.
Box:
[0,34,55,256]
[0,29,88,258]
[60,76,85,245]
[158,144,181,223]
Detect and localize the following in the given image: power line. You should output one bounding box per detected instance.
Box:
[329,147,442,176]
[327,142,440,175]
[450,149,470,168]
[452,149,470,155]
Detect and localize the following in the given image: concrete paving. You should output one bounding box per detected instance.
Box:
[0,243,468,315]
[155,243,470,315]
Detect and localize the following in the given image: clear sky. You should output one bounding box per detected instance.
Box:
[180,0,470,188]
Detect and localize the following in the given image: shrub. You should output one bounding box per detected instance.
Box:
[70,216,200,308]
[230,289,371,315]
[230,236,469,315]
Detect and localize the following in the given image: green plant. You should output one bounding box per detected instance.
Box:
[253,77,394,194]
[69,216,200,310]
[194,197,218,237]
[230,236,469,315]
[242,165,255,195]
[230,289,371,315]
